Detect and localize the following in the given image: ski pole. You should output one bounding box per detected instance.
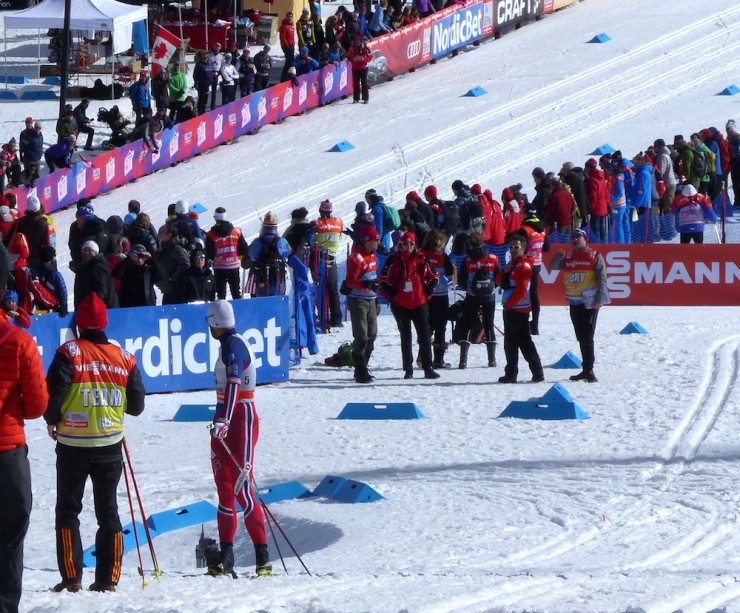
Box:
[122,460,148,588]
[217,438,288,573]
[219,438,311,576]
[122,439,161,580]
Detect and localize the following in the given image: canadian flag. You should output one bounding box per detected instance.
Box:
[151,26,181,76]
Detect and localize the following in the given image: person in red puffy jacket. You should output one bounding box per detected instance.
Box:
[346,34,372,104]
[544,176,576,237]
[584,158,609,242]
[379,231,440,380]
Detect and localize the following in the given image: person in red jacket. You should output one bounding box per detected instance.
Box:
[519,206,547,335]
[279,12,297,83]
[346,34,372,104]
[205,207,249,300]
[2,289,30,329]
[544,175,576,237]
[584,158,609,242]
[496,233,544,383]
[0,277,48,613]
[379,231,440,379]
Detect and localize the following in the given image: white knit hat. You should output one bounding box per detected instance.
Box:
[174,199,188,215]
[26,195,41,213]
[82,240,99,254]
[206,300,235,328]
[214,207,227,222]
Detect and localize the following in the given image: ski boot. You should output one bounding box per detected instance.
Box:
[254,544,272,578]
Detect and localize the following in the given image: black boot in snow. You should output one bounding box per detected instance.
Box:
[486,341,497,367]
[433,342,451,369]
[254,544,272,578]
[458,341,470,370]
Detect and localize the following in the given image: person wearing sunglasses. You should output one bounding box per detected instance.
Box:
[549,228,609,383]
[496,233,543,384]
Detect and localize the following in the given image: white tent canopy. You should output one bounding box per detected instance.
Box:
[4,0,147,55]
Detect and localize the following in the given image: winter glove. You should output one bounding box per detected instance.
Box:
[379,281,396,297]
[424,277,439,296]
[362,279,379,291]
[210,419,229,440]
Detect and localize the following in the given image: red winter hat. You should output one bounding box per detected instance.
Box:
[76,292,108,331]
[470,183,482,196]
[406,191,419,202]
[585,157,598,168]
[359,225,380,243]
[423,185,437,200]
[501,187,515,202]
[399,231,416,246]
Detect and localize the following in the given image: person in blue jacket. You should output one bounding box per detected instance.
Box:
[19,119,43,170]
[129,71,151,125]
[293,46,320,75]
[364,188,392,256]
[247,211,291,297]
[630,155,653,216]
[369,0,390,36]
[43,136,76,172]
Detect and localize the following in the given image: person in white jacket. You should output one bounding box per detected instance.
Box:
[220,54,240,105]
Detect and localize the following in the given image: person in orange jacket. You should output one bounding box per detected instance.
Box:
[0,260,48,613]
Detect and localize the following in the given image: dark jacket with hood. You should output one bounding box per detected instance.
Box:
[176,250,216,303]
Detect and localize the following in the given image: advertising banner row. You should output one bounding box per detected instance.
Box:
[26,297,291,394]
[11,63,350,214]
[539,245,740,306]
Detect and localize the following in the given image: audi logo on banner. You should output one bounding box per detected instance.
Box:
[407,39,422,59]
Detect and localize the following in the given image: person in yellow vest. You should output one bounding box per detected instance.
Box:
[205,207,249,300]
[312,199,344,327]
[44,292,145,593]
[549,228,609,383]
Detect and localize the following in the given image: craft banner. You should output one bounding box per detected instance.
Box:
[540,245,740,306]
[27,297,291,393]
[494,0,544,33]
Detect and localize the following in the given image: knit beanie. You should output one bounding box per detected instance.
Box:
[76,292,108,330]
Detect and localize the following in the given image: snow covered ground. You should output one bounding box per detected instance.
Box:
[4,0,740,611]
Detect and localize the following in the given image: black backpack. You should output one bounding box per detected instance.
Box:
[254,238,287,294]
[471,266,494,298]
[441,200,461,236]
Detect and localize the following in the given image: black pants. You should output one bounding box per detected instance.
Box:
[254,75,269,91]
[281,47,295,82]
[731,163,740,207]
[239,75,253,98]
[352,67,369,102]
[55,452,123,586]
[214,268,242,300]
[569,303,599,372]
[390,302,432,371]
[680,231,704,244]
[221,83,236,105]
[457,297,495,343]
[324,260,342,326]
[0,446,32,613]
[197,86,209,115]
[78,124,94,148]
[428,294,449,344]
[210,79,220,110]
[168,100,182,122]
[529,265,541,327]
[502,310,543,379]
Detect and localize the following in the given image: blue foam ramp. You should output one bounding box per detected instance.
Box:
[0,91,17,100]
[189,202,208,214]
[0,75,30,84]
[499,400,590,420]
[620,321,648,335]
[589,33,611,43]
[719,84,740,96]
[20,90,57,100]
[43,76,62,86]
[258,480,311,504]
[173,404,217,422]
[330,479,384,503]
[329,140,354,152]
[464,86,487,97]
[309,475,347,498]
[337,402,425,420]
[591,144,615,155]
[83,521,158,567]
[146,500,217,534]
[552,351,582,369]
[541,383,574,404]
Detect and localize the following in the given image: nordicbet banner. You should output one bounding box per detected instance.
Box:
[431,0,494,59]
[28,298,290,393]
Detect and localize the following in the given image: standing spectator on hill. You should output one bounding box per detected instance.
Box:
[205,207,248,300]
[519,206,546,335]
[19,118,43,171]
[419,230,455,369]
[193,53,212,115]
[207,43,224,110]
[125,212,158,255]
[45,292,144,594]
[293,46,320,75]
[347,34,372,104]
[35,246,68,315]
[356,6,372,39]
[606,163,630,243]
[283,207,314,262]
[220,55,240,105]
[156,224,190,304]
[246,212,290,298]
[0,274,47,612]
[280,12,297,82]
[369,0,390,36]
[671,184,717,244]
[709,127,732,197]
[496,232,543,383]
[544,175,576,237]
[550,228,608,383]
[559,162,588,227]
[113,244,164,307]
[73,99,95,151]
[238,50,255,96]
[531,167,551,219]
[168,61,187,121]
[69,205,109,273]
[346,225,379,384]
[313,199,344,327]
[151,68,171,115]
[690,133,714,196]
[177,249,215,303]
[253,45,272,91]
[364,188,393,255]
[699,129,722,200]
[630,153,654,218]
[456,232,499,370]
[379,231,439,380]
[73,240,118,308]
[129,71,151,125]
[584,158,609,241]
[500,185,523,236]
[12,195,49,266]
[653,138,677,214]
[675,138,701,190]
[55,107,78,144]
[297,9,317,55]
[406,190,434,231]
